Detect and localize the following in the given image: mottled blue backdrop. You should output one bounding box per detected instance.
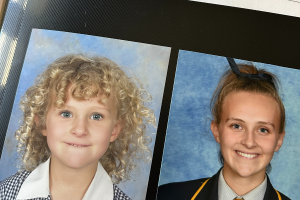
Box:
[159,50,300,200]
[0,29,171,200]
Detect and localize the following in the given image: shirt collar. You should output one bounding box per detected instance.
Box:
[17,158,113,200]
[218,169,267,200]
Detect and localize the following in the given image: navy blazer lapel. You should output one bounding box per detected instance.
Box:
[194,169,220,200]
[263,175,279,200]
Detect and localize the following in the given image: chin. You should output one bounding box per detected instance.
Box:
[66,162,86,169]
[235,166,262,178]
[62,157,94,169]
[63,161,86,169]
[236,170,255,178]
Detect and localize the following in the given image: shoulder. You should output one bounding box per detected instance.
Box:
[157,177,209,200]
[265,174,291,200]
[113,184,131,200]
[277,190,291,200]
[0,171,31,199]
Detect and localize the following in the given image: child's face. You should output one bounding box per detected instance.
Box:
[41,88,122,170]
[211,91,285,179]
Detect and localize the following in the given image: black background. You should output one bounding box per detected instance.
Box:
[0,0,300,199]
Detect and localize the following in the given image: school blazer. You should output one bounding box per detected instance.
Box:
[156,168,290,200]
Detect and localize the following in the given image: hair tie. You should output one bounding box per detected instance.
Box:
[226,57,276,89]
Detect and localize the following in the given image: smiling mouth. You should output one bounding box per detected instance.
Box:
[236,151,259,159]
[66,143,89,148]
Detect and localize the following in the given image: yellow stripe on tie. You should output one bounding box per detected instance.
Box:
[191,178,210,200]
[275,189,282,200]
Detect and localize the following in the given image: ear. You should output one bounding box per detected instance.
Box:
[35,115,47,136]
[110,120,123,142]
[211,121,220,143]
[275,131,285,152]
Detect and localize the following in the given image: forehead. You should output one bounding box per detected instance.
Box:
[222,91,280,122]
[223,91,278,104]
[50,85,118,111]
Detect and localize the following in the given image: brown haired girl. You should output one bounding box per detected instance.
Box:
[157,58,290,200]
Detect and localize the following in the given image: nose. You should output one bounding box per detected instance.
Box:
[241,129,257,149]
[71,117,88,137]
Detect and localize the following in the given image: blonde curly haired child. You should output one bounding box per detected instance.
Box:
[0,54,156,200]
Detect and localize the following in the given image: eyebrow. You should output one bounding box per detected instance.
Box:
[225,118,244,123]
[225,118,275,128]
[257,121,275,128]
[61,104,111,113]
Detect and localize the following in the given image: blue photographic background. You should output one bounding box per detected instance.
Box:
[0,29,171,200]
[159,50,300,199]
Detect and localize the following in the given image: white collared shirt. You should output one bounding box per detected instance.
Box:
[218,169,267,200]
[16,158,114,200]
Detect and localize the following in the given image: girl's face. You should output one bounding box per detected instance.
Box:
[41,89,122,170]
[211,91,285,179]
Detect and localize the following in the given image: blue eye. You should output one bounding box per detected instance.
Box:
[60,111,73,118]
[91,113,103,120]
[259,128,269,133]
[232,124,242,129]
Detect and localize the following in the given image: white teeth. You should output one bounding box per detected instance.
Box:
[70,144,83,147]
[237,151,258,158]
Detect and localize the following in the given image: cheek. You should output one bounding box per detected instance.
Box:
[46,135,55,151]
[259,137,278,154]
[93,135,112,156]
[96,134,111,145]
[45,128,58,149]
[92,127,114,146]
[219,131,237,148]
[44,123,64,149]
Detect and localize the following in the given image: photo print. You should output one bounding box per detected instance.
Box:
[158,50,300,199]
[0,29,171,200]
[190,0,300,18]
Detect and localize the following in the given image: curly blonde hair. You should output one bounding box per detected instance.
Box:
[15,54,156,183]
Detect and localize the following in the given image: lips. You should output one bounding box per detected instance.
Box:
[66,143,89,147]
[236,150,259,159]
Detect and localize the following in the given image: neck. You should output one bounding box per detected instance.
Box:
[222,163,266,196]
[49,157,98,199]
